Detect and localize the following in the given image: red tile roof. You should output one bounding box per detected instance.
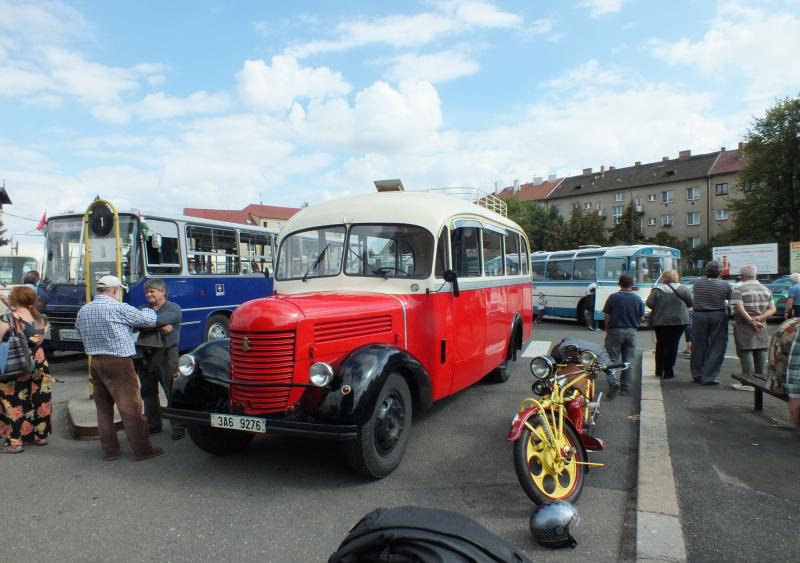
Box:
[497,179,562,201]
[710,147,747,175]
[184,203,301,225]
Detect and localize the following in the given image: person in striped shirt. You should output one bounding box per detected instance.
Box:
[690,261,732,385]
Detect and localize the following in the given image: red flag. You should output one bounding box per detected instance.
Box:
[36,210,47,231]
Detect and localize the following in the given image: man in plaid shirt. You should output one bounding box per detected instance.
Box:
[76,275,163,461]
[785,337,800,426]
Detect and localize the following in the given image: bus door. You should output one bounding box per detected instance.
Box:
[448,221,487,392]
[596,256,628,315]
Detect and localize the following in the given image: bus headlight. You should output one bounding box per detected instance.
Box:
[579,350,598,368]
[309,362,334,387]
[178,354,196,377]
[530,356,555,379]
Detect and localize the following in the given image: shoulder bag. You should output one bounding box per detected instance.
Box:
[0,312,36,382]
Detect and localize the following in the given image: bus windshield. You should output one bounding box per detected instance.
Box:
[276,226,346,280]
[0,256,38,285]
[345,224,434,279]
[630,254,678,284]
[44,215,142,285]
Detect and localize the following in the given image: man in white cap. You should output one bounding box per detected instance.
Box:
[76,275,163,461]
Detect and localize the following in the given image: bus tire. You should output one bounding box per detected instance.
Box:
[486,358,512,383]
[204,313,229,341]
[345,373,412,479]
[187,424,254,456]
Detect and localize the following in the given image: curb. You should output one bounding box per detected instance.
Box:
[65,393,123,439]
[635,351,687,562]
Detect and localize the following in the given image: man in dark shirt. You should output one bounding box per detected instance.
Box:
[690,261,732,385]
[603,274,644,397]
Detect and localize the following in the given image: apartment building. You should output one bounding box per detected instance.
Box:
[540,144,746,246]
[495,175,563,201]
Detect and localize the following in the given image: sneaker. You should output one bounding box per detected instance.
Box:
[103,452,119,461]
[1,444,24,454]
[619,389,630,396]
[133,447,164,462]
[608,383,620,398]
[732,383,755,391]
[701,381,720,386]
[680,350,691,357]
[34,438,49,446]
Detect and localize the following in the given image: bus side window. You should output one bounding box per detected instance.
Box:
[239,231,273,276]
[482,229,503,276]
[547,260,572,280]
[505,233,520,275]
[573,258,596,281]
[532,260,545,280]
[434,227,449,278]
[144,219,181,275]
[520,237,529,276]
[451,226,481,277]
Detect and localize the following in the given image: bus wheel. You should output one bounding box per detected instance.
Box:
[187,425,254,456]
[486,357,512,383]
[345,373,412,479]
[204,314,229,341]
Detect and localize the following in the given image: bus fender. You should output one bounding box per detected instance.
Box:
[317,344,433,426]
[170,338,231,412]
[504,312,524,362]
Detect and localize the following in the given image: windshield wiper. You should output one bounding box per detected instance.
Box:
[303,243,330,282]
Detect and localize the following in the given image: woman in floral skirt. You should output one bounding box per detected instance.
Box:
[0,286,51,453]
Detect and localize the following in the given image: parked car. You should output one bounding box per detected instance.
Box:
[766,277,793,318]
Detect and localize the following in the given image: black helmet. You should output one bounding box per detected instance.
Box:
[529,502,579,549]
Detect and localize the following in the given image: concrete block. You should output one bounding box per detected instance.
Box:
[636,511,687,562]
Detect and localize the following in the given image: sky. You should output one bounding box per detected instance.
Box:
[1,0,799,249]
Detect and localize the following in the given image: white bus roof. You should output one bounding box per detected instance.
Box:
[281,190,523,238]
[532,244,677,259]
[48,209,279,233]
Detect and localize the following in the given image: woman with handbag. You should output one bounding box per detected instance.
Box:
[0,286,51,453]
[646,269,693,380]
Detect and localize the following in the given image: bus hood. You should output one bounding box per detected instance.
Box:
[230,292,404,332]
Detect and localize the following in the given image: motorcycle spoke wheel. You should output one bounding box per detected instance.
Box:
[513,416,587,505]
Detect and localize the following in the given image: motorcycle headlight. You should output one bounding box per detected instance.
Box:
[579,350,598,368]
[530,355,555,379]
[177,354,196,377]
[309,362,334,387]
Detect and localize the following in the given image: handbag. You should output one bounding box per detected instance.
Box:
[0,312,36,383]
[136,329,164,349]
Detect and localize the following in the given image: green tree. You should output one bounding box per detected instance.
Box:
[729,95,800,244]
[504,199,566,251]
[565,207,607,248]
[0,216,7,247]
[607,202,644,245]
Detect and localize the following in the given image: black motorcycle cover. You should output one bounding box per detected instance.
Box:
[327,506,533,563]
[549,337,611,366]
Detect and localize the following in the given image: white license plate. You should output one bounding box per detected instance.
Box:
[210,413,267,433]
[60,329,81,341]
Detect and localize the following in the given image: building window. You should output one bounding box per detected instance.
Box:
[716,209,729,220]
[687,186,700,201]
[612,192,624,202]
[612,205,624,225]
[661,214,674,227]
[688,237,701,249]
[584,202,593,209]
[572,202,580,210]
[647,218,656,226]
[661,190,673,204]
[715,183,729,195]
[634,196,642,210]
[596,202,605,215]
[687,211,700,226]
[648,194,656,202]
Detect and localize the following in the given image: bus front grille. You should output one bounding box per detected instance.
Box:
[230,330,295,412]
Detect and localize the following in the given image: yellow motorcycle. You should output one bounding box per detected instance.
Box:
[507,346,626,505]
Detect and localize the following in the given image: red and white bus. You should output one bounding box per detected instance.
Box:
[165,183,532,477]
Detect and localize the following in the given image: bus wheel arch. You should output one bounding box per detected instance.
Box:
[486,313,523,384]
[204,313,231,341]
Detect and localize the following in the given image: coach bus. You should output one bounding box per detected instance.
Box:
[532,244,681,323]
[164,182,532,477]
[38,206,278,353]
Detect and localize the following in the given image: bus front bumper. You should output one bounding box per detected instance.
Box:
[162,407,359,440]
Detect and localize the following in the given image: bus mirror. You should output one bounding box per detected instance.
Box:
[443,269,460,297]
[150,234,162,249]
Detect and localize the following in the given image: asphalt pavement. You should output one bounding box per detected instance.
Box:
[6,319,797,562]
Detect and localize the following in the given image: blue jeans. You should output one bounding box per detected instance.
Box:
[690,310,728,383]
[604,328,637,391]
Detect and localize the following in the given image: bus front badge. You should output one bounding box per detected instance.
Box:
[241,337,251,352]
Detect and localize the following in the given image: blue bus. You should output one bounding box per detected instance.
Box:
[532,244,681,323]
[39,207,278,353]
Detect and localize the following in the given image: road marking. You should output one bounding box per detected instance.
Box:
[521,340,551,358]
[636,351,687,562]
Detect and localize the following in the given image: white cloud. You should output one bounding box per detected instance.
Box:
[44,48,140,105]
[91,105,131,124]
[578,0,627,18]
[385,50,480,83]
[236,56,352,112]
[0,0,93,45]
[0,65,53,97]
[135,91,232,121]
[285,1,522,58]
[544,59,625,89]
[650,3,800,102]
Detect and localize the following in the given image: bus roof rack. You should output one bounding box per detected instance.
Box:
[423,187,507,217]
[578,245,601,249]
